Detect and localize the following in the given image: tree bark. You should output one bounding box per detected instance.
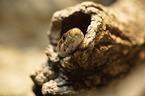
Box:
[30,0,145,96]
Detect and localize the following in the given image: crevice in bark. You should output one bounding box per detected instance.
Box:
[106,24,132,42]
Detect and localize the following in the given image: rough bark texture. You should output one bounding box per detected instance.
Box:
[30,0,145,96]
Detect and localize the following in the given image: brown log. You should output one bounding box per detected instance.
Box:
[30,0,145,96]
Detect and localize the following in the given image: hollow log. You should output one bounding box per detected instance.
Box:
[30,1,145,96]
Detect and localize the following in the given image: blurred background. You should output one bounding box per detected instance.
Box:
[0,0,116,95]
[1,0,144,96]
[0,0,116,49]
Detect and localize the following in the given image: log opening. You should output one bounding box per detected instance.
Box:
[61,12,91,36]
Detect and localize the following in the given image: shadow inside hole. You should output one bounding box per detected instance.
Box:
[61,12,91,37]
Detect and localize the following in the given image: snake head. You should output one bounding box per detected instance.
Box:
[57,28,84,57]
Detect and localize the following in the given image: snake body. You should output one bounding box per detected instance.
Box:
[57,28,84,57]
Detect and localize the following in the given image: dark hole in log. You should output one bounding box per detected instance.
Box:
[61,12,91,37]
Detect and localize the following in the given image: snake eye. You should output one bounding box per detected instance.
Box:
[62,34,67,40]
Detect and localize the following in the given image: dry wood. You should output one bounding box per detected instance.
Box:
[30,0,145,96]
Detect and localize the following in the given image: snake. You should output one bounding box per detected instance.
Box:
[57,28,84,57]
